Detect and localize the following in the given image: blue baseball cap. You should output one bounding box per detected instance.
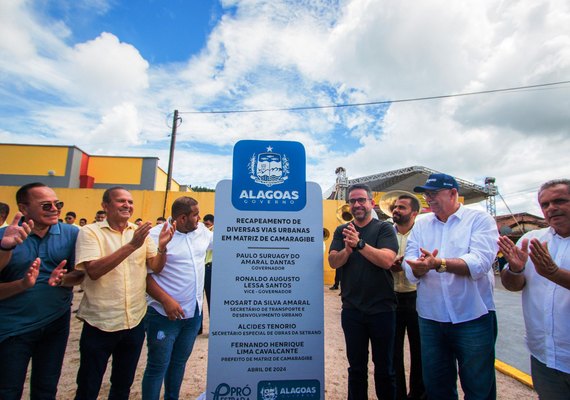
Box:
[414,173,459,192]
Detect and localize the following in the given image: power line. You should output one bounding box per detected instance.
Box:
[179,80,570,115]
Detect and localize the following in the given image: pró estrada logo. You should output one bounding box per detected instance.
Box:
[211,382,252,400]
[257,380,320,400]
[232,140,306,212]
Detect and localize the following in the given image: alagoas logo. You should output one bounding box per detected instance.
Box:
[259,383,278,400]
[248,146,289,186]
[257,380,320,400]
[232,140,306,212]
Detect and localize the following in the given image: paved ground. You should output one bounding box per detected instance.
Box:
[494,275,531,375]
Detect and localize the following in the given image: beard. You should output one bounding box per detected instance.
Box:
[392,213,410,224]
[352,208,370,222]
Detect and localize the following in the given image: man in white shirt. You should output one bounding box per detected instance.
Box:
[403,173,499,400]
[498,179,570,399]
[142,196,213,400]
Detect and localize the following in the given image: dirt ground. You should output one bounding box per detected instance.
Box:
[24,287,538,399]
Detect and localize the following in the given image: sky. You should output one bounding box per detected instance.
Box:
[1,0,569,216]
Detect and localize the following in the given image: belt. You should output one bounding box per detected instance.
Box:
[205,262,212,267]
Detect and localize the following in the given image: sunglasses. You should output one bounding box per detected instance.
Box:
[348,197,369,205]
[38,201,65,211]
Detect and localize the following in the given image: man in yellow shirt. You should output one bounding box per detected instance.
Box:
[74,186,174,400]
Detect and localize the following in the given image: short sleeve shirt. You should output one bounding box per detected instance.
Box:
[75,221,157,332]
[0,223,78,342]
[147,221,213,318]
[330,219,398,314]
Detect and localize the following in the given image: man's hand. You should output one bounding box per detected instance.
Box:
[129,222,152,249]
[21,258,41,289]
[529,239,559,278]
[1,212,34,249]
[391,255,404,272]
[498,236,528,273]
[158,220,176,250]
[163,297,185,321]
[342,223,359,251]
[406,248,439,277]
[48,260,68,287]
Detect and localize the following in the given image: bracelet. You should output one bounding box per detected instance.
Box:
[507,265,525,275]
[0,242,16,251]
[157,247,167,255]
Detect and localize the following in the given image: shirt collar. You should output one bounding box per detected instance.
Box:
[99,219,136,232]
[430,203,465,224]
[49,222,62,235]
[549,226,569,240]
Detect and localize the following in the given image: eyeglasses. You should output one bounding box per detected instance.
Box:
[348,197,369,205]
[422,190,447,199]
[38,201,64,211]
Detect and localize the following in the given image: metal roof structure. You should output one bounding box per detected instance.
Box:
[325,165,490,205]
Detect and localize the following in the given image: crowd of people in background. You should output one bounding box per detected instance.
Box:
[1,175,569,400]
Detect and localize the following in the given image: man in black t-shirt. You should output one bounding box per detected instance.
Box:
[329,183,398,400]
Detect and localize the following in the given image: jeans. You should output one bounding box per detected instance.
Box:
[0,310,70,400]
[394,292,424,400]
[341,308,396,400]
[75,320,145,400]
[419,311,497,400]
[531,355,570,400]
[142,306,202,400]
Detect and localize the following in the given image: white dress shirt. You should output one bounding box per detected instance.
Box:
[403,205,499,324]
[514,227,570,373]
[147,221,213,319]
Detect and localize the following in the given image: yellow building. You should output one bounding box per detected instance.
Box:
[0,143,180,191]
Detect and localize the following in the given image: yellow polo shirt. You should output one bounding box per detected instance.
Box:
[75,221,157,332]
[392,227,417,293]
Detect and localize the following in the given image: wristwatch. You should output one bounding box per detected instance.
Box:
[355,239,366,251]
[436,258,447,273]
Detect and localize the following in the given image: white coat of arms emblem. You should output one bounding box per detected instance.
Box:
[259,383,278,400]
[248,146,289,187]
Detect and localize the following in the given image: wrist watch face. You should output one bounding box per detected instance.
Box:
[357,239,365,250]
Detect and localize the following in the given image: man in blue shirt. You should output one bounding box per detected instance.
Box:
[0,182,84,399]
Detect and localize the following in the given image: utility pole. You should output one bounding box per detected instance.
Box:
[163,109,181,217]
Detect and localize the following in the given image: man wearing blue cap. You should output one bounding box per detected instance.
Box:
[403,173,499,400]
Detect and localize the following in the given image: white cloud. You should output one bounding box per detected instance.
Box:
[1,0,569,215]
[90,102,143,147]
[63,33,150,108]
